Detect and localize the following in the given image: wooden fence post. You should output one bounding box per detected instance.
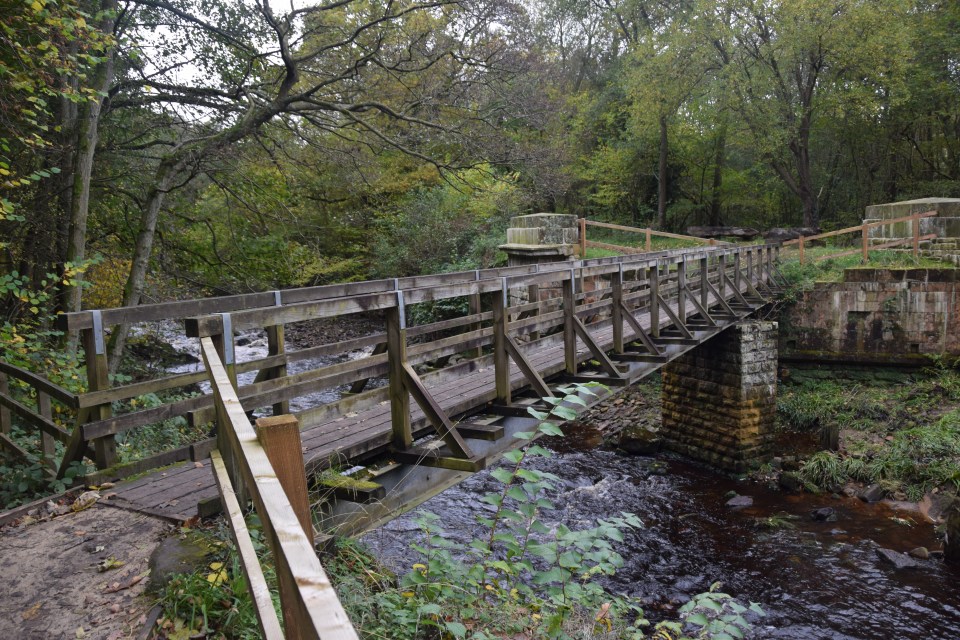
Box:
[733,252,742,292]
[256,415,315,640]
[562,270,577,374]
[718,254,727,298]
[492,279,511,404]
[210,313,243,503]
[612,264,624,353]
[799,235,805,264]
[861,224,869,264]
[913,212,921,257]
[385,294,412,450]
[81,314,116,469]
[579,218,587,257]
[645,229,652,252]
[256,415,312,540]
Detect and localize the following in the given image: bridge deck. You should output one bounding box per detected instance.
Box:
[108,319,617,520]
[106,270,770,522]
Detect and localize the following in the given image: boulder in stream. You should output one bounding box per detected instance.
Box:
[946,501,960,565]
[859,484,886,503]
[618,425,663,456]
[725,495,754,508]
[876,548,924,570]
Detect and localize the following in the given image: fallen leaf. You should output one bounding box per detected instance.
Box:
[97,557,126,572]
[75,627,86,639]
[72,491,101,512]
[194,462,204,468]
[21,602,42,620]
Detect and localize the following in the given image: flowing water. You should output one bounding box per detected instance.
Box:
[361,424,960,639]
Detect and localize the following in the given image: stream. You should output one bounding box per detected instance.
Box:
[361,424,960,639]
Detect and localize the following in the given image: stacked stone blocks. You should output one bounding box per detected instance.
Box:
[661,321,778,472]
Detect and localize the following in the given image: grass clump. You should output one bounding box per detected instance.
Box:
[784,364,960,499]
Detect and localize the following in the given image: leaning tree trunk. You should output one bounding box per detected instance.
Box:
[64,0,117,320]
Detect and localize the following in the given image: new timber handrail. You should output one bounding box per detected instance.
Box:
[578,218,731,256]
[0,243,782,486]
[781,210,939,264]
[201,335,358,640]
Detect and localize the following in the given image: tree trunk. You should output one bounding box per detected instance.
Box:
[657,114,668,229]
[709,122,727,226]
[64,0,117,317]
[107,162,177,373]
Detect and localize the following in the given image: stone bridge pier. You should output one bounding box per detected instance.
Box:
[661,321,778,473]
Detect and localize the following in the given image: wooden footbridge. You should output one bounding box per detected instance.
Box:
[0,240,784,638]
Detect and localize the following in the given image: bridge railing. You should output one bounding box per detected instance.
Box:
[0,243,781,484]
[200,335,358,640]
[781,210,939,264]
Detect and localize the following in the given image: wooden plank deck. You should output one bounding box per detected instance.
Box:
[107,276,766,522]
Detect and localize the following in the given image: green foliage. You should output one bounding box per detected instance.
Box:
[0,450,88,509]
[155,523,276,640]
[370,168,524,279]
[651,583,764,640]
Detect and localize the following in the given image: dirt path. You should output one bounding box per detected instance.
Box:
[0,503,171,640]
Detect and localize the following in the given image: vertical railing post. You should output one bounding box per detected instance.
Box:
[733,252,742,293]
[612,264,624,353]
[0,372,10,436]
[861,223,869,264]
[562,269,577,374]
[81,312,116,469]
[386,293,412,450]
[676,258,687,326]
[645,229,652,252]
[700,255,709,311]
[492,278,511,404]
[209,315,243,503]
[266,324,289,416]
[649,264,660,338]
[718,254,727,298]
[255,414,313,640]
[469,271,484,359]
[37,391,55,469]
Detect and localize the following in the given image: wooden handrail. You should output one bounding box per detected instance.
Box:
[781,210,937,264]
[201,336,359,640]
[782,210,937,246]
[582,219,727,249]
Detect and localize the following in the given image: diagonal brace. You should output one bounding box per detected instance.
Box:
[400,362,474,459]
[656,294,695,339]
[680,284,717,327]
[572,317,623,379]
[619,301,663,355]
[504,336,555,399]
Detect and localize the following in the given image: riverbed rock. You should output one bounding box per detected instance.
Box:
[876,548,924,570]
[859,484,886,503]
[618,425,663,456]
[779,471,803,493]
[908,547,930,560]
[725,495,753,508]
[810,507,837,522]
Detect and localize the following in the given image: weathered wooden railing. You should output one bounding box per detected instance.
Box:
[0,243,782,484]
[201,334,358,640]
[782,210,938,264]
[578,218,731,256]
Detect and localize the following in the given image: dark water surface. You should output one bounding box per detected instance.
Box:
[361,426,960,640]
